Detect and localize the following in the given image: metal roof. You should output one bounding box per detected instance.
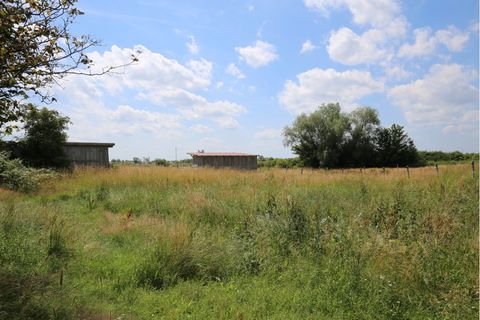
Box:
[64,142,115,147]
[188,152,257,157]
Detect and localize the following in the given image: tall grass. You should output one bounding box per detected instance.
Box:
[0,164,478,319]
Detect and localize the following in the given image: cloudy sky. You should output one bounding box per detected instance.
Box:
[52,0,479,160]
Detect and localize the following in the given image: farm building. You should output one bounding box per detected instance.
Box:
[63,142,115,167]
[188,152,257,170]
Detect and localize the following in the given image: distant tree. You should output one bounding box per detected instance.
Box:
[341,107,380,167]
[20,106,71,168]
[283,103,350,168]
[0,0,139,134]
[133,157,142,164]
[154,158,169,166]
[374,124,419,167]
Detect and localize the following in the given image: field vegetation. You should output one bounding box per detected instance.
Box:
[0,164,478,319]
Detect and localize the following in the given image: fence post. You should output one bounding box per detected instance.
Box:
[406,166,410,178]
[472,160,475,178]
[383,167,386,175]
[435,163,439,176]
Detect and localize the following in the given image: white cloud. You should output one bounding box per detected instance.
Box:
[304,0,401,28]
[55,45,246,139]
[215,81,224,89]
[235,40,278,68]
[190,124,212,133]
[384,65,412,80]
[435,26,469,52]
[388,64,479,131]
[300,40,317,54]
[398,26,469,58]
[225,63,246,79]
[328,27,388,65]
[186,36,200,55]
[254,128,282,140]
[86,45,212,93]
[306,0,409,65]
[247,4,255,11]
[278,68,384,114]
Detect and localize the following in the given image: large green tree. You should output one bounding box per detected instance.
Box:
[283,103,350,168]
[374,124,419,167]
[341,107,380,167]
[0,0,138,135]
[20,106,71,168]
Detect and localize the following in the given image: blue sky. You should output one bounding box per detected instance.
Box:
[52,0,479,160]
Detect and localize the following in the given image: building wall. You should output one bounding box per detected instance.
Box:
[63,145,110,167]
[192,156,257,170]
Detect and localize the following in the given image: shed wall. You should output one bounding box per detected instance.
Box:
[192,155,257,170]
[63,145,110,167]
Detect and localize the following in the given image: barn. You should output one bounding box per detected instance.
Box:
[188,152,257,170]
[63,142,115,167]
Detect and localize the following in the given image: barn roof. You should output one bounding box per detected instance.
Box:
[188,152,257,157]
[64,142,115,147]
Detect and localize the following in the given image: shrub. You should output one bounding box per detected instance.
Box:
[0,151,55,192]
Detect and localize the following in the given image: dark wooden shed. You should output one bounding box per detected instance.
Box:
[63,142,114,167]
[188,152,257,170]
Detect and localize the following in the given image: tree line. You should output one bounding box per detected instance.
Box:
[283,103,419,168]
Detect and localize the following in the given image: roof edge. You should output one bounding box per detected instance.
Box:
[64,142,115,147]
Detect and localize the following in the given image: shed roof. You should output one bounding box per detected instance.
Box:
[188,152,257,157]
[64,142,115,147]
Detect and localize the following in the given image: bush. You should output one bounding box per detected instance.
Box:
[0,151,55,192]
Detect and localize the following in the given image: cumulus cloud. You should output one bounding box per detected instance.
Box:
[327,27,389,65]
[388,64,478,131]
[398,26,469,58]
[186,36,200,55]
[300,40,317,54]
[235,40,278,68]
[54,45,246,140]
[304,0,401,28]
[225,63,246,79]
[86,45,212,93]
[278,68,384,114]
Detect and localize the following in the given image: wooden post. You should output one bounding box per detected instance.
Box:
[472,160,475,178]
[435,163,439,176]
[383,167,386,175]
[406,166,410,178]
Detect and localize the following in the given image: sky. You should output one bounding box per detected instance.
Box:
[50,0,479,160]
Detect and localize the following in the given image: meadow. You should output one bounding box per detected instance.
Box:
[0,164,478,319]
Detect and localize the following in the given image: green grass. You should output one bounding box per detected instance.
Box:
[0,165,478,319]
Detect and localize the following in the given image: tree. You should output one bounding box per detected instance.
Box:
[341,107,380,167]
[374,124,419,167]
[0,0,138,134]
[283,103,350,168]
[20,106,71,168]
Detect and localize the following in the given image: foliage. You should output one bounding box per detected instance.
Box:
[283,103,419,168]
[418,150,479,164]
[19,106,71,169]
[258,156,303,168]
[374,124,419,167]
[0,151,55,192]
[0,0,138,134]
[283,103,350,167]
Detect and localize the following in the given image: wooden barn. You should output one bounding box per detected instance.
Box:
[188,152,257,170]
[63,142,115,167]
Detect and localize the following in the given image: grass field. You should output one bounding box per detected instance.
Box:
[0,164,478,319]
